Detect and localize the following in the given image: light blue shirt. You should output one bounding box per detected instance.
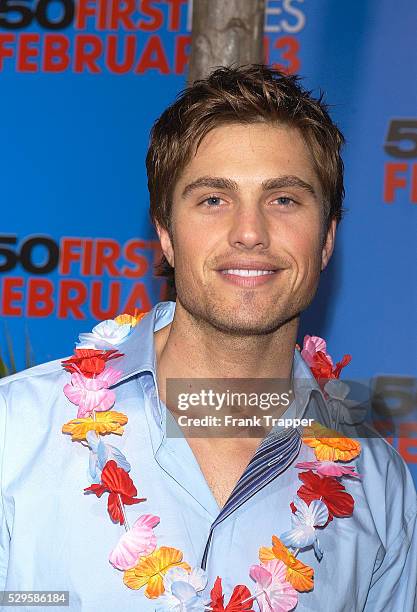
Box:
[0,301,416,611]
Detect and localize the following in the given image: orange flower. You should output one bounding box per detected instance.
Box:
[114,311,148,327]
[259,536,314,592]
[123,546,191,598]
[302,422,361,461]
[62,411,128,441]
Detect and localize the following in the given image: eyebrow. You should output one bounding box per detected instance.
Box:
[181,175,318,200]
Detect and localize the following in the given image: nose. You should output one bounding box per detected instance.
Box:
[228,201,271,251]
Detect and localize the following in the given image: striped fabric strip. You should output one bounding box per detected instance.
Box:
[200,426,302,570]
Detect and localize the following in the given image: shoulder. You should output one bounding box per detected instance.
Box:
[357,422,415,487]
[355,424,417,544]
[0,356,67,384]
[0,358,72,452]
[0,357,69,401]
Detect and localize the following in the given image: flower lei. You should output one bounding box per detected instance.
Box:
[62,314,361,612]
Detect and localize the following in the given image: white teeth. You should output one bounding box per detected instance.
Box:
[221,269,275,277]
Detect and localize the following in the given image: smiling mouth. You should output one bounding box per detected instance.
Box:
[217,268,280,287]
[220,269,275,277]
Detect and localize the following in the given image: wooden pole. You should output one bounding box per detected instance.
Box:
[187,0,266,84]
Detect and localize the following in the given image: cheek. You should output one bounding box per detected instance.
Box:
[293,234,322,261]
[280,222,323,280]
[172,222,209,277]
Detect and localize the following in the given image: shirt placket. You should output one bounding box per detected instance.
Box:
[200,426,302,570]
[139,373,220,521]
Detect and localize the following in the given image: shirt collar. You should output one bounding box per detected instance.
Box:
[112,300,329,421]
[113,300,176,384]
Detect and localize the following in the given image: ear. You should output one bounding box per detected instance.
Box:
[321,218,337,271]
[155,221,175,267]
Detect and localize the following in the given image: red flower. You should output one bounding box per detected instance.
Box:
[333,354,351,378]
[209,577,254,611]
[309,351,351,389]
[62,349,123,378]
[296,470,354,521]
[84,460,146,524]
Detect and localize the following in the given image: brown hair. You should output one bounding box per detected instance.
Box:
[146,64,345,296]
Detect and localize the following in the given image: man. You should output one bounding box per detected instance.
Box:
[1,65,416,612]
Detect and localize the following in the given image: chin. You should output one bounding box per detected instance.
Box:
[215,304,300,334]
[180,292,293,336]
[209,316,284,336]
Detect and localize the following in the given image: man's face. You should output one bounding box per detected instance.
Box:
[157,122,336,335]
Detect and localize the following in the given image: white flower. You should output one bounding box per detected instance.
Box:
[77,320,132,349]
[280,497,328,561]
[324,380,367,426]
[155,567,208,612]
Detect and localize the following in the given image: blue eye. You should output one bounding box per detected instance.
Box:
[203,196,222,206]
[274,197,295,206]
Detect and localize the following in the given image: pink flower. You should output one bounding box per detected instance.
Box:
[301,335,332,368]
[63,367,122,417]
[295,460,361,478]
[249,559,298,612]
[109,514,159,570]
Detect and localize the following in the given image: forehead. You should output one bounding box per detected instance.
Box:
[174,122,320,193]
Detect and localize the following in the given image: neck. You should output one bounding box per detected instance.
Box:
[155,300,298,400]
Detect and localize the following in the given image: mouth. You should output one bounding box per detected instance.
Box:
[221,269,275,277]
[216,264,281,287]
